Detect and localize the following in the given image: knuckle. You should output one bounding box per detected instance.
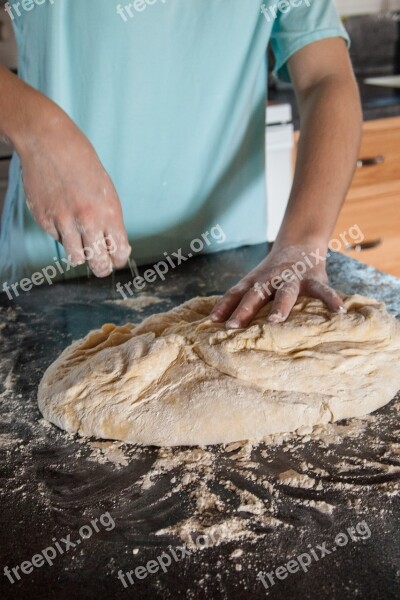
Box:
[237,303,253,314]
[56,216,75,236]
[231,282,251,296]
[35,208,55,231]
[225,289,242,300]
[114,244,130,261]
[35,215,51,231]
[75,204,98,226]
[306,278,322,290]
[108,232,130,253]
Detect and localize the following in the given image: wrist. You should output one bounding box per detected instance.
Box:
[273,234,330,253]
[13,94,64,159]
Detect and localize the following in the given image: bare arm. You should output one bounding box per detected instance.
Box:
[275,37,362,250]
[211,38,363,328]
[0,65,130,275]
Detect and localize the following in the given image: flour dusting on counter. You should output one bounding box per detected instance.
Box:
[54,395,400,549]
[106,295,166,312]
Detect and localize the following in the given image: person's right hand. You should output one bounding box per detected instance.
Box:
[18,107,131,277]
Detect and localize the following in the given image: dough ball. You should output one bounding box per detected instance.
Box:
[38,294,400,446]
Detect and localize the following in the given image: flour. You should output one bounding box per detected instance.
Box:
[85,440,130,467]
[106,295,165,312]
[278,469,318,489]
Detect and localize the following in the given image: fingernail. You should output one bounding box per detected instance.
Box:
[96,262,113,278]
[226,319,241,329]
[268,311,283,323]
[210,312,222,321]
[335,306,347,314]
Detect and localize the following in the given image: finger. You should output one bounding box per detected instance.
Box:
[104,229,131,270]
[305,280,346,313]
[98,184,130,270]
[210,281,252,322]
[105,220,132,269]
[225,283,270,329]
[58,228,86,267]
[81,230,113,278]
[267,281,300,323]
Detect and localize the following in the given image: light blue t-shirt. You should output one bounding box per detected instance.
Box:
[0,0,348,282]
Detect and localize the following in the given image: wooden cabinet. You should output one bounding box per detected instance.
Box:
[294,116,400,277]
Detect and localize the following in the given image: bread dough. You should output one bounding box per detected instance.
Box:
[38,294,400,446]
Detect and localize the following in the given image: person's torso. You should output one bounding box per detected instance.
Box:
[4,0,272,279]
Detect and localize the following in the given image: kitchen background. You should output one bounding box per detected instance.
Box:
[0,0,399,276]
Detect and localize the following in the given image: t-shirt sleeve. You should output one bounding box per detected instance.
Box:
[270,0,350,82]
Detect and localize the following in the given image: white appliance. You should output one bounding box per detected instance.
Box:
[364,75,400,87]
[266,103,294,242]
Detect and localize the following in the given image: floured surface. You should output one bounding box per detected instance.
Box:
[2,249,400,599]
[3,293,400,553]
[106,294,166,312]
[38,294,400,446]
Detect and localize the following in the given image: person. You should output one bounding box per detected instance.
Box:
[0,0,362,328]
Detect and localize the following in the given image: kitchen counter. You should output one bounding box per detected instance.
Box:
[269,77,400,129]
[0,245,399,600]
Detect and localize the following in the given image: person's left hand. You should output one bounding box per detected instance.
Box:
[210,243,346,329]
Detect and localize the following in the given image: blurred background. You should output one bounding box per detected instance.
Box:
[0,0,399,276]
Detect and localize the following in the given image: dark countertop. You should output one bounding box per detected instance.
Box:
[269,77,400,129]
[0,245,400,600]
